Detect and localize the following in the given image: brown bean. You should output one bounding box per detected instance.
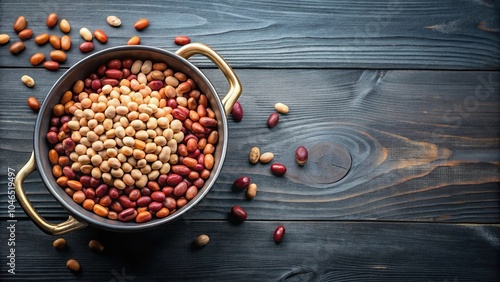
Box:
[27,97,40,111]
[13,16,27,33]
[49,34,61,49]
[9,41,25,55]
[207,131,218,144]
[94,29,108,43]
[231,101,243,122]
[53,238,67,249]
[156,207,170,218]
[134,18,149,30]
[66,259,80,272]
[18,28,33,40]
[127,35,140,45]
[59,19,71,33]
[50,50,66,62]
[135,210,152,223]
[93,204,109,217]
[46,13,58,28]
[79,42,94,53]
[273,225,285,243]
[61,35,71,51]
[246,183,258,199]
[88,240,104,252]
[174,36,191,46]
[204,154,214,169]
[34,33,49,45]
[267,112,279,128]
[231,205,247,222]
[295,146,308,165]
[0,34,10,45]
[72,191,86,204]
[82,199,95,211]
[185,185,198,200]
[271,163,287,176]
[49,149,59,165]
[193,234,209,247]
[29,53,45,66]
[67,180,82,191]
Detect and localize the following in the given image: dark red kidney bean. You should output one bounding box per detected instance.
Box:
[54,143,65,154]
[199,117,217,128]
[271,163,287,176]
[97,65,107,76]
[128,189,141,201]
[167,98,177,108]
[109,201,123,213]
[63,166,76,179]
[167,174,183,186]
[193,163,204,172]
[197,154,205,165]
[174,182,188,197]
[171,165,190,176]
[99,195,112,207]
[122,58,133,69]
[164,197,177,210]
[172,108,187,121]
[233,176,250,191]
[267,112,279,128]
[148,201,163,212]
[101,78,119,87]
[162,187,173,197]
[137,196,152,207]
[295,146,308,165]
[148,80,163,91]
[89,73,99,80]
[90,177,101,188]
[84,78,92,88]
[50,117,61,126]
[79,42,94,53]
[105,69,123,80]
[108,187,120,199]
[122,68,131,79]
[273,225,285,243]
[127,74,137,81]
[231,101,243,122]
[91,79,101,90]
[118,208,137,222]
[124,187,134,195]
[80,175,91,188]
[141,187,152,196]
[95,184,109,197]
[118,195,136,208]
[60,115,71,124]
[84,188,95,199]
[187,149,201,159]
[151,191,166,202]
[158,175,168,187]
[46,132,59,144]
[193,178,204,188]
[231,206,247,222]
[62,138,75,151]
[49,126,59,133]
[108,59,121,69]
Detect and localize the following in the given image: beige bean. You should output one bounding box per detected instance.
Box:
[79,27,93,41]
[21,75,35,88]
[274,102,289,114]
[259,152,274,164]
[106,15,121,27]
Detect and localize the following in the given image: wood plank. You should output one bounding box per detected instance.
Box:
[0,68,498,222]
[0,0,499,69]
[0,220,498,281]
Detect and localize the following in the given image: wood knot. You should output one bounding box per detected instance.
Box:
[305,142,351,184]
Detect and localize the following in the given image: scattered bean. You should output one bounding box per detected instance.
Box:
[50,50,67,62]
[274,102,289,114]
[231,101,243,122]
[0,34,10,45]
[61,35,71,50]
[134,18,149,30]
[193,234,210,247]
[273,225,285,243]
[13,16,27,33]
[79,42,94,53]
[231,205,247,222]
[44,60,60,71]
[248,146,260,164]
[295,146,308,165]
[46,13,58,28]
[22,76,35,88]
[34,33,49,45]
[9,41,25,55]
[79,27,93,41]
[18,28,32,40]
[127,36,140,45]
[106,15,121,27]
[66,259,80,272]
[233,176,250,191]
[88,240,104,252]
[49,34,61,49]
[174,36,191,46]
[94,29,108,43]
[259,152,274,164]
[267,112,279,128]
[59,19,71,33]
[271,163,287,176]
[246,183,257,199]
[52,238,66,249]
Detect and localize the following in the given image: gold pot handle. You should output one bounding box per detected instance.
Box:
[176,43,242,115]
[14,152,87,235]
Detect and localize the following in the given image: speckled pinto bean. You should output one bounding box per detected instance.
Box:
[46,57,221,222]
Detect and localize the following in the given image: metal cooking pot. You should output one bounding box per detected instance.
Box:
[14,43,242,235]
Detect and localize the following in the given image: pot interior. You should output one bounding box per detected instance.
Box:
[34,46,228,232]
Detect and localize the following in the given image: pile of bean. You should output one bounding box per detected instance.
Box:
[46,58,218,223]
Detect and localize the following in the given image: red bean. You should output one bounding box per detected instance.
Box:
[233,176,250,191]
[267,112,279,128]
[118,195,136,209]
[231,206,247,222]
[273,226,285,243]
[118,208,137,222]
[173,182,188,197]
[137,196,152,207]
[295,146,308,165]
[271,163,287,176]
[231,101,243,122]
[151,191,165,202]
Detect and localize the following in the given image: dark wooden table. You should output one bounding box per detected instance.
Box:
[1,1,499,281]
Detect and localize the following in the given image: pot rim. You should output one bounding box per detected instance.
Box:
[33,45,229,232]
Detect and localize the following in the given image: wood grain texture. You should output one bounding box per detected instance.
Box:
[0,220,498,281]
[1,68,498,222]
[0,0,499,69]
